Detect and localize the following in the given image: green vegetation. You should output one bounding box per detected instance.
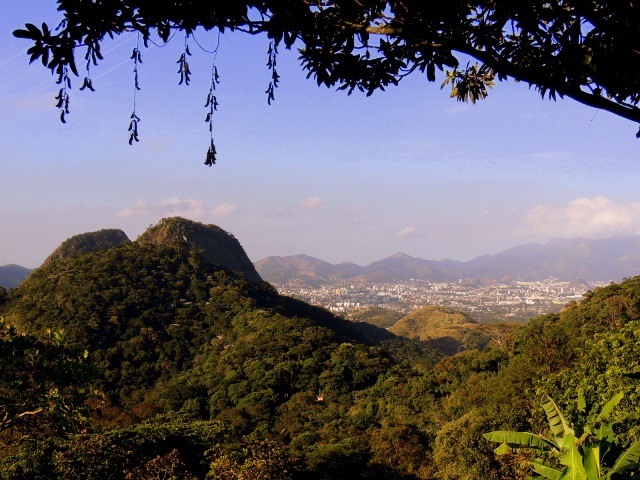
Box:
[0,319,94,447]
[2,220,640,478]
[1,414,229,479]
[485,394,640,479]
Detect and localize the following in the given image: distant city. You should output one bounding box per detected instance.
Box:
[255,236,640,323]
[273,278,608,323]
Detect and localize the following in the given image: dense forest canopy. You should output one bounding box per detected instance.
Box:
[14,1,640,164]
[3,218,640,478]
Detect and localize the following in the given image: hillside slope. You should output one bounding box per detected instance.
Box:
[390,306,485,354]
[253,254,363,284]
[1,218,396,412]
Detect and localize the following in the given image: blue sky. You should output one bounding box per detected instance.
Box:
[2,2,640,269]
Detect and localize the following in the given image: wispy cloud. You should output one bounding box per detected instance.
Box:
[212,203,239,218]
[117,197,209,219]
[525,196,640,238]
[300,196,324,209]
[144,136,175,153]
[397,227,427,238]
[9,93,54,111]
[349,205,367,215]
[264,207,288,217]
[525,151,576,162]
[160,197,208,218]
[117,200,152,218]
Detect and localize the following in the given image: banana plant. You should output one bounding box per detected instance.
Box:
[484,394,640,479]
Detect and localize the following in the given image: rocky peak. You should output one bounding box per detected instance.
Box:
[42,229,131,268]
[136,217,262,282]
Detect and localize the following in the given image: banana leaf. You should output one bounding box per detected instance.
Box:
[582,443,602,480]
[542,395,575,440]
[594,393,623,423]
[530,459,563,479]
[606,439,640,478]
[484,431,557,455]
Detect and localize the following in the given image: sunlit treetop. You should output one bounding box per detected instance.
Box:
[14,1,640,165]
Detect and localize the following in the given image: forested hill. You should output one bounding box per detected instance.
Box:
[1,217,396,408]
[4,218,640,478]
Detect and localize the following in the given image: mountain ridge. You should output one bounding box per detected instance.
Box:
[0,264,32,289]
[7,234,640,289]
[255,236,640,284]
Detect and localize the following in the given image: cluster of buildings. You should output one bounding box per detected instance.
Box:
[274,278,607,323]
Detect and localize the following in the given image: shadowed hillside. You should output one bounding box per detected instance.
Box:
[2,218,397,413]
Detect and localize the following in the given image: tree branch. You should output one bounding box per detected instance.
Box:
[454,43,640,125]
[331,18,640,125]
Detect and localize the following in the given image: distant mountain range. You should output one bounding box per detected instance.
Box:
[0,264,32,289]
[254,236,640,284]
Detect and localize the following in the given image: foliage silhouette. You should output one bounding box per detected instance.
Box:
[13,1,640,163]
